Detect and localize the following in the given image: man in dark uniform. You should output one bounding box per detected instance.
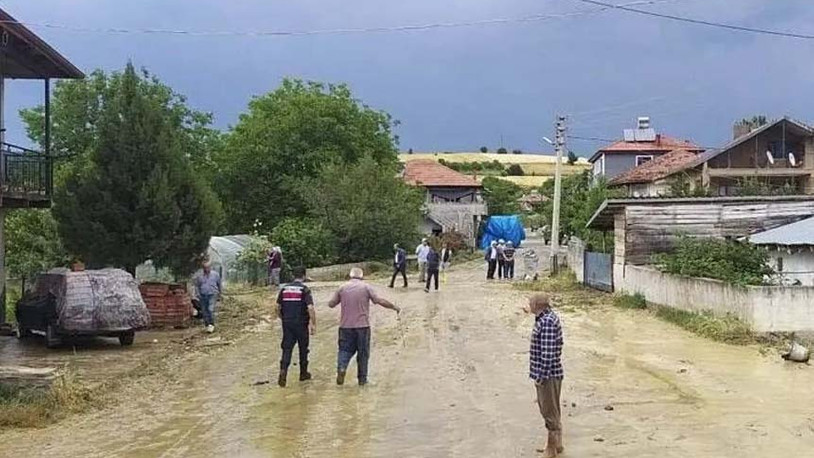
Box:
[276,266,316,387]
[389,243,408,288]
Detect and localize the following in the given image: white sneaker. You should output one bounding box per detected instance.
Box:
[206,325,215,333]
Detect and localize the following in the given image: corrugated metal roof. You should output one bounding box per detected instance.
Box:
[748,216,814,246]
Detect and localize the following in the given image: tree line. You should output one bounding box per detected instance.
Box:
[9,63,423,284]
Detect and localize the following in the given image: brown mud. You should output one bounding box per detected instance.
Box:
[2,241,814,457]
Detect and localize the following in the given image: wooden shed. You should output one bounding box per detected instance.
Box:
[587,196,814,266]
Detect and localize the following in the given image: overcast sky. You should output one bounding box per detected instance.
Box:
[3,0,814,155]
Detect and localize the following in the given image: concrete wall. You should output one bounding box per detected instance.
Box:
[616,265,814,333]
[566,237,585,283]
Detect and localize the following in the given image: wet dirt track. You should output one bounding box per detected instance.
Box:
[3,248,814,457]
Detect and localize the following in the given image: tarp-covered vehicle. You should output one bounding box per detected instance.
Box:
[16,268,151,348]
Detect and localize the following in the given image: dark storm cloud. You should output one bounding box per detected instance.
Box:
[2,0,813,155]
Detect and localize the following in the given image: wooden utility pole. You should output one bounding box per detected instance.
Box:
[550,115,566,275]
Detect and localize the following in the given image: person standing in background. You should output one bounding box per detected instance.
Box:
[502,241,516,280]
[496,239,506,280]
[389,244,408,288]
[485,241,498,280]
[415,238,430,283]
[267,246,283,289]
[194,261,222,333]
[424,246,441,293]
[440,242,453,284]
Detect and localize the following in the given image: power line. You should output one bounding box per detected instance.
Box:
[5,0,681,38]
[576,0,814,40]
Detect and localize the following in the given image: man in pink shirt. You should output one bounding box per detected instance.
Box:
[327,267,400,386]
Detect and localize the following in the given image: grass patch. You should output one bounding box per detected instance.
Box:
[613,292,647,310]
[0,372,94,429]
[652,306,753,344]
[514,271,580,292]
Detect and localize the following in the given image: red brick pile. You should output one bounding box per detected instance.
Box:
[139,282,192,328]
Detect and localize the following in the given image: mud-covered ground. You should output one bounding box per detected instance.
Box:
[3,244,814,457]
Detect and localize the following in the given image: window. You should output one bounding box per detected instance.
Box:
[776,257,784,272]
[768,141,785,160]
[635,155,654,166]
[593,155,605,177]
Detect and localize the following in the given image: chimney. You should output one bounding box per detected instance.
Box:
[733,122,751,140]
[655,134,662,145]
[637,116,651,130]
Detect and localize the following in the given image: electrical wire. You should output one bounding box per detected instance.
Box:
[576,0,814,40]
[5,0,682,38]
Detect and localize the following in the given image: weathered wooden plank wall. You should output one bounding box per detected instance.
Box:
[622,201,814,264]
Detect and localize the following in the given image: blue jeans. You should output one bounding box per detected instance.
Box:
[199,294,216,326]
[337,327,371,383]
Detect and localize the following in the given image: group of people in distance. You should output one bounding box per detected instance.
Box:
[391,238,453,292]
[484,239,517,280]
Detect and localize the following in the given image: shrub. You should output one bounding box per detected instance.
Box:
[480,146,488,153]
[234,235,272,285]
[507,164,525,176]
[652,237,774,286]
[497,147,508,154]
[271,217,337,268]
[613,292,647,309]
[512,149,523,154]
[428,231,468,252]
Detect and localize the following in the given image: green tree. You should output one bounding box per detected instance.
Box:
[653,237,773,286]
[6,210,70,288]
[53,63,222,275]
[482,176,523,215]
[302,156,422,262]
[538,171,621,249]
[218,79,399,232]
[512,149,523,155]
[271,217,336,268]
[480,146,488,153]
[506,164,525,176]
[496,147,508,154]
[735,115,769,133]
[567,150,578,165]
[20,68,222,183]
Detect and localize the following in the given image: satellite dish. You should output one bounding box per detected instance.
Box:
[766,150,775,165]
[789,152,798,167]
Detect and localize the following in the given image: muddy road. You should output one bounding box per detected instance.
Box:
[3,248,814,457]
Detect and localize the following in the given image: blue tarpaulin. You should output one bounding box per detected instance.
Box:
[480,215,526,250]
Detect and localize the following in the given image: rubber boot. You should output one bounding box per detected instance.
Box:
[336,370,346,386]
[554,430,564,454]
[299,362,312,381]
[278,369,288,387]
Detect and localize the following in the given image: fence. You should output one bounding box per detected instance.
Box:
[566,237,613,291]
[617,265,814,333]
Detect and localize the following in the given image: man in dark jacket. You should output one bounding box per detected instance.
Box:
[425,247,441,292]
[276,266,316,387]
[503,241,517,280]
[389,244,408,288]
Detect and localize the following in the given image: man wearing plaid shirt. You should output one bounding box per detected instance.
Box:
[528,294,564,457]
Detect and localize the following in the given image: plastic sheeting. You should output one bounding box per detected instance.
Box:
[207,235,255,284]
[36,268,150,332]
[480,215,526,250]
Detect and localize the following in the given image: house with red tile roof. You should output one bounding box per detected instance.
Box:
[401,160,488,244]
[607,117,814,197]
[608,149,701,197]
[589,117,703,181]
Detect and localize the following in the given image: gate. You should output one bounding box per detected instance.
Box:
[583,251,613,292]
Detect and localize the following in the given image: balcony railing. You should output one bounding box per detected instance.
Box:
[2,142,52,201]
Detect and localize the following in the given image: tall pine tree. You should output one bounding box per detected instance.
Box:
[53,63,222,275]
